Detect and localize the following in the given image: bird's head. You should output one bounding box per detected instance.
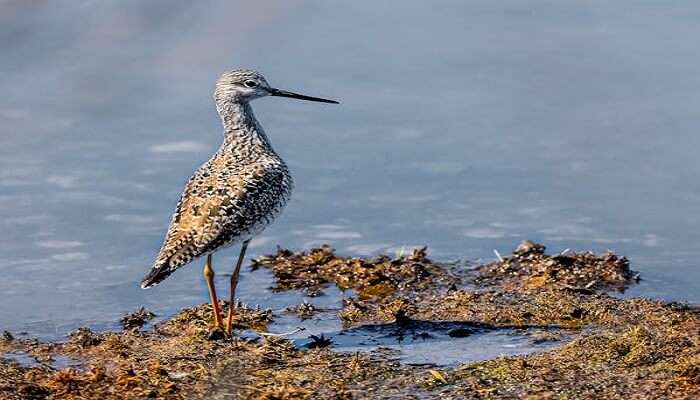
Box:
[215,69,338,105]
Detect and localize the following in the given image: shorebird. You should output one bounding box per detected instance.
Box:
[141,69,338,335]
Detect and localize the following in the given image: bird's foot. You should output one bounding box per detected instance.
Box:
[224,315,234,337]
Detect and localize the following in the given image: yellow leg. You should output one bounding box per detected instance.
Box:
[226,241,250,336]
[203,254,224,329]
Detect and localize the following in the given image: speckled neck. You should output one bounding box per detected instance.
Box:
[216,100,273,150]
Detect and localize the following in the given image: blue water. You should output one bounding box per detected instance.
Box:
[1,1,700,341]
[295,322,567,367]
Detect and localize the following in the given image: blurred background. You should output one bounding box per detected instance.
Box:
[2,1,700,339]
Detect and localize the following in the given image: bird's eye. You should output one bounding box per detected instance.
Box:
[243,80,258,88]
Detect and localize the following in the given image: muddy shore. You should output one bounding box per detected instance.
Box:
[1,241,698,399]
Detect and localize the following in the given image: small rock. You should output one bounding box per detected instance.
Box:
[447,328,475,338]
[514,240,546,256]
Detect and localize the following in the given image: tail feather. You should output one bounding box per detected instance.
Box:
[142,240,202,288]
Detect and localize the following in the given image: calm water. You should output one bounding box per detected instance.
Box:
[2,1,700,341]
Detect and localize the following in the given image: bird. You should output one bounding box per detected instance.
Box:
[141,69,338,335]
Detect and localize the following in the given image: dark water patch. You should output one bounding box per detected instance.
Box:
[1,350,84,371]
[1,350,42,369]
[49,354,85,371]
[295,320,569,367]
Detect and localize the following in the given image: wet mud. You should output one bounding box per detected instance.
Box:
[1,241,698,399]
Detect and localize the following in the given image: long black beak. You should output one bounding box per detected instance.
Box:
[268,88,339,104]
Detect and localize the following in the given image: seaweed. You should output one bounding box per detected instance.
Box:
[0,241,697,399]
[120,307,157,330]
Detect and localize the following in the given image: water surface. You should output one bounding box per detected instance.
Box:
[2,1,700,340]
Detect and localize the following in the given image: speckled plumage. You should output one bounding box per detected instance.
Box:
[141,70,294,288]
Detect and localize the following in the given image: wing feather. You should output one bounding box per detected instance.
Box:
[141,159,290,288]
